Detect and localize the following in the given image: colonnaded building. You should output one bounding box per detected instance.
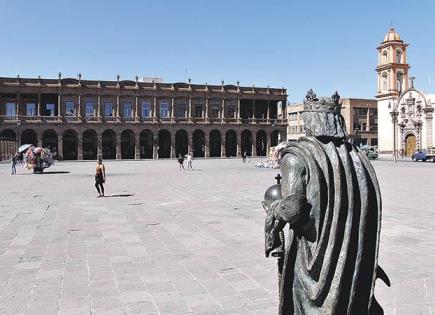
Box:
[376,28,435,155]
[0,75,288,160]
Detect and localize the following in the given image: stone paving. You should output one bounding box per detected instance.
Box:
[0,157,434,314]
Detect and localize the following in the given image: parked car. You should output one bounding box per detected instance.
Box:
[360,145,379,160]
[412,149,435,162]
[412,150,428,162]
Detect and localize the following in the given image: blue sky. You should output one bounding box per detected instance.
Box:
[1,0,434,102]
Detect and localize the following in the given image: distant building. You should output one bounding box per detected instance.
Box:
[376,28,435,156]
[141,77,163,83]
[0,75,288,160]
[287,98,378,146]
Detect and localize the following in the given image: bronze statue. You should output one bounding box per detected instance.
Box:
[263,90,390,314]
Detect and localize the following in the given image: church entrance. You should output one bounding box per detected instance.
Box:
[405,134,416,157]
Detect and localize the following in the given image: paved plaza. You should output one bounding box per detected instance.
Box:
[0,157,434,314]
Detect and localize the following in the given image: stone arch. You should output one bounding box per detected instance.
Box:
[225,130,237,157]
[42,129,58,155]
[209,129,221,158]
[102,129,116,159]
[82,129,97,160]
[192,129,205,158]
[256,130,267,156]
[121,129,135,159]
[0,129,17,161]
[21,129,38,146]
[241,129,252,156]
[158,129,171,158]
[63,129,78,160]
[271,130,282,146]
[175,129,188,158]
[140,129,153,159]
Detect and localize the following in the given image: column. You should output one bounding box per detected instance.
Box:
[153,143,158,159]
[57,92,62,119]
[366,108,371,131]
[77,133,83,160]
[134,132,140,160]
[153,96,157,122]
[221,137,226,158]
[97,134,102,159]
[58,137,63,160]
[236,134,241,158]
[266,133,271,156]
[170,135,175,159]
[252,136,257,157]
[252,99,256,123]
[283,101,287,124]
[266,100,270,124]
[116,133,121,160]
[237,98,241,123]
[221,98,225,123]
[116,95,120,120]
[37,93,41,118]
[16,93,20,118]
[188,96,192,123]
[97,94,102,121]
[77,94,82,118]
[188,132,192,154]
[171,97,175,122]
[205,98,209,122]
[425,109,434,149]
[135,95,139,122]
[204,133,210,158]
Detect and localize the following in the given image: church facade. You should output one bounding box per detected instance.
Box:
[376,28,435,156]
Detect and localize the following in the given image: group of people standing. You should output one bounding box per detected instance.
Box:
[177,153,193,171]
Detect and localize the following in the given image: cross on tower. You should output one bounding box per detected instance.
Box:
[275,174,282,185]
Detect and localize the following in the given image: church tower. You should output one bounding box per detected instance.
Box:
[376,28,410,153]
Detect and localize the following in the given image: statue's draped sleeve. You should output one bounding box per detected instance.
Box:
[278,137,382,315]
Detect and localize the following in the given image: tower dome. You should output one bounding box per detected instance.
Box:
[383,27,401,42]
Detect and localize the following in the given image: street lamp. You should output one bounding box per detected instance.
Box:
[388,101,399,163]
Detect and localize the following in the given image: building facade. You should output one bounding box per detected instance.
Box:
[376,28,435,156]
[0,75,288,161]
[287,98,377,146]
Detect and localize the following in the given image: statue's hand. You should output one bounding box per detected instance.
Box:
[274,194,308,227]
[265,210,286,257]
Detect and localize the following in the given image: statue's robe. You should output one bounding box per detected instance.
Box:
[279,137,383,315]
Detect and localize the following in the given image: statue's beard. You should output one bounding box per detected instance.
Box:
[301,112,348,140]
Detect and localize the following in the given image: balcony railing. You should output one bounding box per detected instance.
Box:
[42,116,61,122]
[64,116,82,123]
[103,116,116,123]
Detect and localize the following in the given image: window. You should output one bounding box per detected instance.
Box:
[26,103,36,116]
[195,105,202,118]
[46,104,55,116]
[175,103,186,117]
[160,102,169,118]
[142,102,151,118]
[382,72,388,91]
[123,102,132,117]
[371,138,378,146]
[104,102,113,117]
[396,50,402,63]
[85,101,94,117]
[65,101,75,116]
[6,103,16,117]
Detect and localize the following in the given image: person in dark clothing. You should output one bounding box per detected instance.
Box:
[178,154,186,170]
[11,154,17,175]
[95,158,106,197]
[242,151,247,163]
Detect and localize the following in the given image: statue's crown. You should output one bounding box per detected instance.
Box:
[303,89,342,113]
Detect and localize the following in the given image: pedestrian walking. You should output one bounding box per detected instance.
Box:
[11,154,17,175]
[178,154,186,170]
[242,151,247,163]
[187,152,193,171]
[95,158,106,197]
